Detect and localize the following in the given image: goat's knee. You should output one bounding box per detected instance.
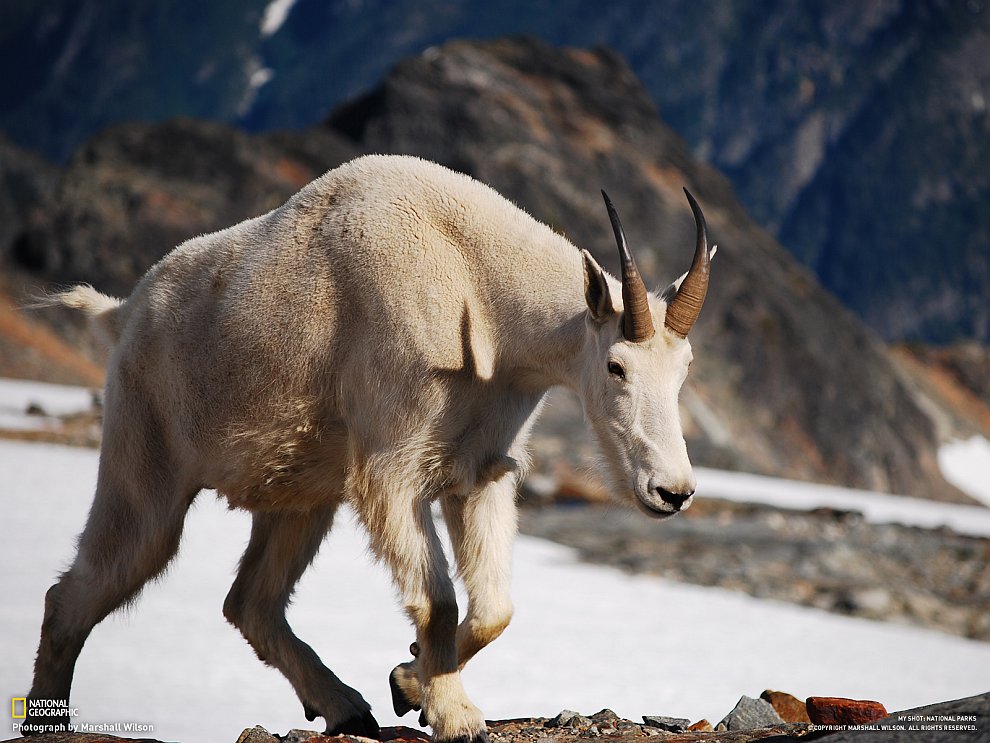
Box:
[221,587,244,629]
[223,589,278,663]
[457,604,513,667]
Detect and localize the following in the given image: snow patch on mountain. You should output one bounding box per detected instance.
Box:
[260,0,299,37]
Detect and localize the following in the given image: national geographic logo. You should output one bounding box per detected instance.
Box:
[10,698,78,735]
[10,697,154,735]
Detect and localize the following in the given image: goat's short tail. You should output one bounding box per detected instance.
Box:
[31,285,126,346]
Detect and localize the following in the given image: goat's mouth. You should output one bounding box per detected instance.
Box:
[632,492,679,520]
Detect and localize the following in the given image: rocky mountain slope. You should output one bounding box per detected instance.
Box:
[0,37,975,502]
[2,0,988,343]
[8,118,359,295]
[520,498,990,641]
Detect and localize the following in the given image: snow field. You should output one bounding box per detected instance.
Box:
[0,378,95,432]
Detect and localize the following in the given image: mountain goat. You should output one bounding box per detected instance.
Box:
[26,154,715,742]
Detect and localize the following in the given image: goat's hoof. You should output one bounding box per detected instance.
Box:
[389,665,420,716]
[325,710,380,739]
[419,711,428,727]
[303,703,319,722]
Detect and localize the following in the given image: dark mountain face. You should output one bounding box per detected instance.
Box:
[11,119,359,295]
[0,135,59,261]
[2,1,988,343]
[5,36,961,500]
[777,3,990,343]
[322,37,959,501]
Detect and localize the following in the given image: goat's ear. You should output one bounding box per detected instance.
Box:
[581,249,614,322]
[660,272,686,305]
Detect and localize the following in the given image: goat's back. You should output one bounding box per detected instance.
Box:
[102,155,580,508]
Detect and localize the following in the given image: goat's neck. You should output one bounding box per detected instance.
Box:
[499,267,600,394]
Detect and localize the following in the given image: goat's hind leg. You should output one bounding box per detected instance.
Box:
[223,506,379,738]
[27,435,196,735]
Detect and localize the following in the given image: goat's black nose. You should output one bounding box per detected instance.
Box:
[656,487,694,509]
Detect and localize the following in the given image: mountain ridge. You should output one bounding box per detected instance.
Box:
[2,0,987,342]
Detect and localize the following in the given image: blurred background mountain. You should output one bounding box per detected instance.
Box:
[3,0,988,343]
[0,0,988,501]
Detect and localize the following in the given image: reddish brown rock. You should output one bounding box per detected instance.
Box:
[687,719,713,732]
[760,690,811,723]
[806,696,888,726]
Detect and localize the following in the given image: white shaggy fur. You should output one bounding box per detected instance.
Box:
[27,155,704,741]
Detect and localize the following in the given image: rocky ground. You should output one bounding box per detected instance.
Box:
[519,498,990,642]
[6,692,987,743]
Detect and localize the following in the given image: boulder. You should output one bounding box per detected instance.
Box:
[717,695,784,731]
[806,696,888,726]
[642,715,690,733]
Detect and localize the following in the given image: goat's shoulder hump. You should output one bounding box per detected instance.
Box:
[318,155,518,216]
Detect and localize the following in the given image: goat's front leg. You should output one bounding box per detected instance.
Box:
[391,475,517,724]
[356,488,486,743]
[446,474,517,667]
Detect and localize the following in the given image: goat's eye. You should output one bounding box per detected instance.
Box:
[607,360,626,379]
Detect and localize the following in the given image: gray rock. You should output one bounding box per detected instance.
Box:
[642,715,691,733]
[280,730,335,743]
[235,726,278,743]
[547,710,591,728]
[718,695,785,731]
[589,709,620,723]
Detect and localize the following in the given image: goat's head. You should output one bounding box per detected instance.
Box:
[578,188,715,519]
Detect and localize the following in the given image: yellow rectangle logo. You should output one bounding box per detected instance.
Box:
[11,698,27,719]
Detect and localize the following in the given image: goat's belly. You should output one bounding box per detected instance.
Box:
[210,416,350,513]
